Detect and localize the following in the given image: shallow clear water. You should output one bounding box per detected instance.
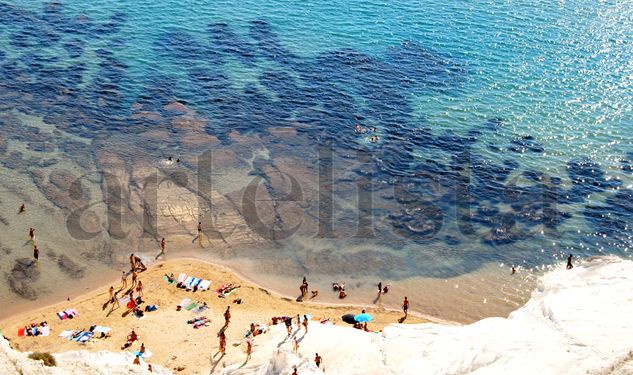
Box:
[0,0,631,321]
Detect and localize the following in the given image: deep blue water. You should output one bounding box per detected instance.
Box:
[0,0,632,282]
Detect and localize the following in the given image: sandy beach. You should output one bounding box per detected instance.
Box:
[0,258,428,374]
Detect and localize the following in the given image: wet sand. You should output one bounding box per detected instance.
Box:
[0,258,430,375]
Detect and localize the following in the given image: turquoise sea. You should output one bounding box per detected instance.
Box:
[0,0,631,321]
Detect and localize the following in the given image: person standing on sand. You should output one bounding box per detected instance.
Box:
[403,296,409,317]
[300,277,309,297]
[29,228,35,240]
[196,221,203,247]
[33,245,39,262]
[296,314,301,331]
[110,287,121,309]
[109,286,114,301]
[246,338,253,361]
[285,316,292,336]
[218,330,226,355]
[19,203,25,213]
[121,271,128,289]
[133,355,141,365]
[567,254,574,269]
[223,306,231,327]
[158,238,166,258]
[131,271,138,287]
[129,253,135,271]
[315,353,322,368]
[302,314,309,334]
[293,336,299,353]
[136,280,143,297]
[378,281,383,297]
[110,290,120,311]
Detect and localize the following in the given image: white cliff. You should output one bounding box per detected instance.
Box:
[222,256,633,375]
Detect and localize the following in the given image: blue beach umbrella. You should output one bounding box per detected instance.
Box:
[354,313,374,323]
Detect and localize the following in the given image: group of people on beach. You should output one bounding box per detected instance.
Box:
[332,282,347,299]
[19,203,41,265]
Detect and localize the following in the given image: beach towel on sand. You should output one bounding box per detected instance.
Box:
[198,280,212,290]
[192,304,209,314]
[164,275,175,284]
[19,326,50,337]
[184,276,194,287]
[218,289,237,298]
[94,326,111,333]
[57,309,79,320]
[190,278,202,288]
[178,298,191,308]
[74,331,94,343]
[59,330,75,338]
[184,303,199,311]
[178,273,187,283]
[37,326,50,336]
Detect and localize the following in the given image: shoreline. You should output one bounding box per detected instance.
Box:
[0,256,456,327]
[0,257,433,374]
